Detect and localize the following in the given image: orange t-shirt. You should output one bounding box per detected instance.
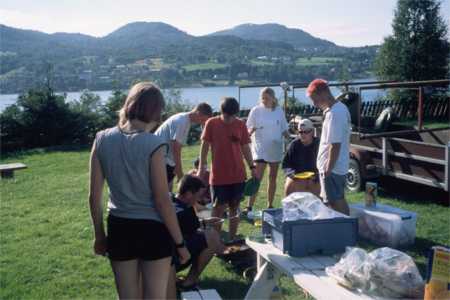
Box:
[201,116,251,185]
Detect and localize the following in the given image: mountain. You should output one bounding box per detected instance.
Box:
[101,22,193,51]
[210,23,337,49]
[0,22,378,93]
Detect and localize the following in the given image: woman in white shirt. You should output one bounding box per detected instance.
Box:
[245,87,289,212]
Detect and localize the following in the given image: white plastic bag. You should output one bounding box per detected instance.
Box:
[281,192,346,221]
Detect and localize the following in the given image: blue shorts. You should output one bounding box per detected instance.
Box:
[319,172,346,203]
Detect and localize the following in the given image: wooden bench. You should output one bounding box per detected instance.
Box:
[181,289,222,300]
[0,163,27,178]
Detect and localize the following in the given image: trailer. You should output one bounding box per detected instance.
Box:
[344,80,450,192]
[239,79,450,193]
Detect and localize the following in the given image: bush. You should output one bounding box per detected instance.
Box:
[0,85,199,153]
[1,88,78,152]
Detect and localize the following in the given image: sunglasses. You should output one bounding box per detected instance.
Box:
[299,130,312,134]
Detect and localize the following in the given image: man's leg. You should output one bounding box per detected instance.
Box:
[246,162,266,210]
[228,200,240,241]
[330,198,350,215]
[322,173,349,215]
[211,202,226,233]
[183,234,215,286]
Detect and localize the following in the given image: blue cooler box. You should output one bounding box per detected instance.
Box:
[262,208,358,257]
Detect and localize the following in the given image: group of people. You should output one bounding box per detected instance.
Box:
[88,78,351,299]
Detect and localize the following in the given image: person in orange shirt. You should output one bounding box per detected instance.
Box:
[197,97,257,241]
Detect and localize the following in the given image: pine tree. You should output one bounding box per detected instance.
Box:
[375,0,449,81]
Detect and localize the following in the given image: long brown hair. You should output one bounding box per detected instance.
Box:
[118,82,165,127]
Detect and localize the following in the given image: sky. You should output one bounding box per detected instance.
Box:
[1,0,449,47]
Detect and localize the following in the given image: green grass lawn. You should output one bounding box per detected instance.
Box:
[1,144,449,299]
[183,63,227,72]
[296,57,342,66]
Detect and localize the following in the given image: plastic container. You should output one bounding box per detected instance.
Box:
[349,203,417,248]
[262,208,358,257]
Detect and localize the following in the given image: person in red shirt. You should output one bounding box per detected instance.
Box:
[198,97,256,241]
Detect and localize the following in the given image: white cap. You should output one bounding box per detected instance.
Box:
[298,118,314,131]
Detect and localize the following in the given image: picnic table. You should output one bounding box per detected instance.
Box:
[244,238,383,300]
[0,163,27,178]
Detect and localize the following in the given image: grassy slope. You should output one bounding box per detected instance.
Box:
[183,63,227,72]
[296,57,342,66]
[1,144,448,299]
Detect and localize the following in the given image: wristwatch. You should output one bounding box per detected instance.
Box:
[175,240,185,248]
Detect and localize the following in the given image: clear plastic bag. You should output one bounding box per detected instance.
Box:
[281,192,346,221]
[364,247,424,298]
[326,247,424,298]
[325,247,369,289]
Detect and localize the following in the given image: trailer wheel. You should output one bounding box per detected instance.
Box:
[347,158,363,192]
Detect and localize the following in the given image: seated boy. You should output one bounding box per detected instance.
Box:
[187,158,211,206]
[167,175,225,299]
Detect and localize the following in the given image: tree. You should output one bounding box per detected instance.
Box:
[375,0,449,81]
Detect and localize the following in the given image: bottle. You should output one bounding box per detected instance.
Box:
[254,210,263,227]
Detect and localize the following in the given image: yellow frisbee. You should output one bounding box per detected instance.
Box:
[293,171,315,180]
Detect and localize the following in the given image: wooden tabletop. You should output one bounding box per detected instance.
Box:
[246,238,382,300]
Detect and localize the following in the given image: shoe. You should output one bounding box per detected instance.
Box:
[241,206,252,217]
[247,210,255,220]
[176,280,199,292]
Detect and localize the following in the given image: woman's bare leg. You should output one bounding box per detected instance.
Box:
[110,260,140,299]
[166,266,177,300]
[141,256,171,299]
[267,162,279,207]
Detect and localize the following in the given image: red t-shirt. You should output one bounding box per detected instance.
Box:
[201,116,251,185]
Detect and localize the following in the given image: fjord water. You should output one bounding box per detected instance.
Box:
[0,82,384,112]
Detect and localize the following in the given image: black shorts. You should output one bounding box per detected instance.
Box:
[175,231,208,272]
[107,214,174,261]
[211,182,245,207]
[254,159,267,163]
[166,165,176,183]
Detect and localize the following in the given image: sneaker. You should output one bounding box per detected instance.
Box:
[242,206,252,217]
[247,210,255,220]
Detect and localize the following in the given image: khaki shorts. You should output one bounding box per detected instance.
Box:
[319,172,346,203]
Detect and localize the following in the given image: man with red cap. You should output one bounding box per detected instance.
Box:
[306,79,350,215]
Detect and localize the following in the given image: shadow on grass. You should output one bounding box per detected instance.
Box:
[1,144,91,160]
[199,276,250,300]
[376,176,449,206]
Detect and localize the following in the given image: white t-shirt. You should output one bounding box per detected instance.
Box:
[155,112,191,166]
[246,105,288,162]
[316,101,351,175]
